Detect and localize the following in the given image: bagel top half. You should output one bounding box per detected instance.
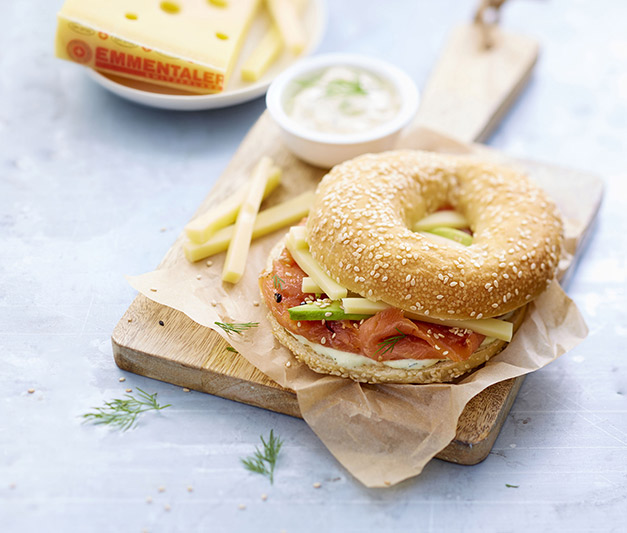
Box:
[306,150,563,320]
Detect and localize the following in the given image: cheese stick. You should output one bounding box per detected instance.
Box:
[183,191,315,262]
[285,228,347,300]
[222,157,275,283]
[266,0,307,55]
[185,168,281,244]
[341,298,513,342]
[241,0,307,81]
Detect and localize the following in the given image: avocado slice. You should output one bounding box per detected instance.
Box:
[426,226,473,246]
[288,301,370,321]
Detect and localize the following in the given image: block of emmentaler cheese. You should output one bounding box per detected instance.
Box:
[55,0,261,94]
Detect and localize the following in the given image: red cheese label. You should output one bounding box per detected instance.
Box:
[56,17,226,94]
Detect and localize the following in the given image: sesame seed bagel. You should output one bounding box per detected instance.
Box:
[262,239,527,384]
[306,150,563,320]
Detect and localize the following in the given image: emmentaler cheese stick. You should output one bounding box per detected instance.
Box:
[183,191,315,262]
[185,168,281,244]
[222,157,275,283]
[241,0,307,81]
[266,0,307,55]
[285,227,347,301]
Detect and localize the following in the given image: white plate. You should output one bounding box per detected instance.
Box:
[88,0,327,111]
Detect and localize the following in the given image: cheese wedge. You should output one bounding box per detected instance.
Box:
[222,157,274,283]
[183,191,315,262]
[185,167,281,244]
[55,0,261,94]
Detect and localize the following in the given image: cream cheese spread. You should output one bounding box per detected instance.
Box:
[285,66,400,135]
[290,333,443,371]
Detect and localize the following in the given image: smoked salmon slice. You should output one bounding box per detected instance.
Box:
[260,248,485,362]
[358,308,484,362]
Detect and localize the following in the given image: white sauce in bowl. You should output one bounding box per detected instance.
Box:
[285,66,400,135]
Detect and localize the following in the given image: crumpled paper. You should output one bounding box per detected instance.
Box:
[127,127,590,487]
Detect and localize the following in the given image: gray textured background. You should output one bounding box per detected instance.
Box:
[1,1,626,531]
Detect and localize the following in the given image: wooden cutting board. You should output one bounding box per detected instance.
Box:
[111,25,603,465]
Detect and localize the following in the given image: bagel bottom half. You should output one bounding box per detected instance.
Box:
[261,240,527,385]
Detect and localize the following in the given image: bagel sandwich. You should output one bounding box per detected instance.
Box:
[258,150,563,384]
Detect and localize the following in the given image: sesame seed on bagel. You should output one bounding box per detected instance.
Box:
[305,150,563,320]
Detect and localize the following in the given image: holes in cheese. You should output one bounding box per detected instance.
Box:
[222,157,275,283]
[341,298,513,342]
[160,1,181,14]
[285,229,347,301]
[183,191,315,262]
[266,0,307,55]
[184,167,281,244]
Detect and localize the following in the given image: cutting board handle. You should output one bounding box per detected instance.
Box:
[411,20,539,143]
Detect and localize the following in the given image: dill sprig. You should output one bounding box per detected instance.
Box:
[325,78,367,97]
[374,327,407,356]
[82,388,170,431]
[214,321,259,335]
[241,430,283,484]
[225,346,239,354]
[273,274,285,290]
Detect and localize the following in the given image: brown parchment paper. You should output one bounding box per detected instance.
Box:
[126,129,590,487]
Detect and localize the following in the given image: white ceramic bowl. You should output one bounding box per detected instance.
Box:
[266,53,419,168]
